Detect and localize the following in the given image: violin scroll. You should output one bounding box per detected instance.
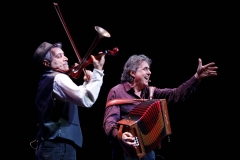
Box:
[85,47,119,64]
[105,47,119,56]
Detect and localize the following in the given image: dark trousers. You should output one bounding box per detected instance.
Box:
[35,141,76,160]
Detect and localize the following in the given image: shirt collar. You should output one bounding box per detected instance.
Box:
[123,82,149,99]
[123,82,133,92]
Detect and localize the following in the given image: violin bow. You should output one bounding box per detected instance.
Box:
[53,2,87,75]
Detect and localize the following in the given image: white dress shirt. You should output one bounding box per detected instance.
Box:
[53,69,104,107]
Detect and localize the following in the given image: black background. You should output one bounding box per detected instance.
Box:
[3,0,239,160]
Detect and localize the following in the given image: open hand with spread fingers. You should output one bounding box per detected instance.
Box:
[194,58,218,80]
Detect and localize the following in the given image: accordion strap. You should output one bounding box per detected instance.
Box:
[149,86,156,100]
[106,98,146,108]
[106,86,156,108]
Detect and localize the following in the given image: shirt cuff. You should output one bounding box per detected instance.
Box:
[93,68,104,77]
[189,75,201,86]
[112,128,118,139]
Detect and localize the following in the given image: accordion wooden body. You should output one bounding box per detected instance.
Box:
[117,99,172,159]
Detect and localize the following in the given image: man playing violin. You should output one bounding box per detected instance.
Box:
[33,42,105,160]
[103,54,218,160]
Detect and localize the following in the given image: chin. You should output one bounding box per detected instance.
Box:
[143,83,149,87]
[63,67,69,71]
[56,67,68,73]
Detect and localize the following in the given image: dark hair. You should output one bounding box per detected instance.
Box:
[121,54,152,83]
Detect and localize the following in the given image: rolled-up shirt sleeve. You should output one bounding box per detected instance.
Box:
[53,69,104,108]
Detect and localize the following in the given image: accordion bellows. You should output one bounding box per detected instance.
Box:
[117,99,172,159]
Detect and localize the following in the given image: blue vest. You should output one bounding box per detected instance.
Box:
[35,71,83,147]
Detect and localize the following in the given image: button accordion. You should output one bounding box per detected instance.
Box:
[117,99,172,159]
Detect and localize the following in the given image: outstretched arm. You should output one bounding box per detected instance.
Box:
[194,58,218,80]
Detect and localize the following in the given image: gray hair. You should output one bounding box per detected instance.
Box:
[121,54,152,83]
[44,51,52,62]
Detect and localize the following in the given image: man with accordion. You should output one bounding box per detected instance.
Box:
[103,54,218,160]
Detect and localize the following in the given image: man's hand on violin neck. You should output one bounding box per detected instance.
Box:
[91,54,105,70]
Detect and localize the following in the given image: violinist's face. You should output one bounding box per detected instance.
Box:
[130,61,151,90]
[49,47,69,72]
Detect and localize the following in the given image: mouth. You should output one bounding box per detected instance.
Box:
[144,76,150,82]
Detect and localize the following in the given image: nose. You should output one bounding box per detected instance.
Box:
[147,69,151,75]
[63,55,68,61]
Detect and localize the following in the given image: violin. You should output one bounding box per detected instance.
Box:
[66,47,119,79]
[53,3,118,80]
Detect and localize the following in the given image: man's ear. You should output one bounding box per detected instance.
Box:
[43,60,51,67]
[129,70,135,78]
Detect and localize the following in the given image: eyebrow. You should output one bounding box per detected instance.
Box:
[143,66,150,69]
[56,51,64,55]
[53,52,63,58]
